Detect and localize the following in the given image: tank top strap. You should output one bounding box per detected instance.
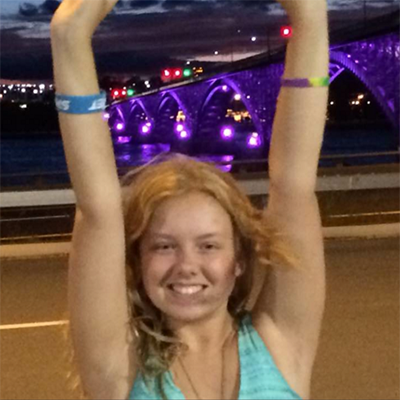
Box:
[237,312,302,400]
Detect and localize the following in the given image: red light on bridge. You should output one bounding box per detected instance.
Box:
[280,26,292,38]
[112,89,127,99]
[162,68,184,81]
[173,69,182,78]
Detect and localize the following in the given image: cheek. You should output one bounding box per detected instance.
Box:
[140,257,169,290]
[212,258,239,285]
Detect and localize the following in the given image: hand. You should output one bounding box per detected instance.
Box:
[277,0,327,19]
[50,0,120,38]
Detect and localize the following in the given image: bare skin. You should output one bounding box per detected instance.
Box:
[137,191,244,399]
[51,0,329,398]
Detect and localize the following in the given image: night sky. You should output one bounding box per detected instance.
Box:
[0,0,398,80]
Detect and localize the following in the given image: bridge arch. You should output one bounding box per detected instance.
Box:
[193,78,264,154]
[197,78,263,141]
[107,105,125,134]
[157,91,192,141]
[124,100,153,138]
[330,51,397,127]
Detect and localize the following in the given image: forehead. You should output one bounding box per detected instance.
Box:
[146,191,233,236]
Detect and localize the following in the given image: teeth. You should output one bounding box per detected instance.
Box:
[171,285,204,295]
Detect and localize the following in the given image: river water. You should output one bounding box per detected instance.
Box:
[1,123,398,189]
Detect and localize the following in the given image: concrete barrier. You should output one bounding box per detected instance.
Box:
[1,164,399,208]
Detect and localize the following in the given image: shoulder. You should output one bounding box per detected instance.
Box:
[251,311,312,400]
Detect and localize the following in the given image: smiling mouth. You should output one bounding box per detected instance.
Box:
[167,284,208,295]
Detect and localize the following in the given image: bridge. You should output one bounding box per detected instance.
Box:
[104,11,399,158]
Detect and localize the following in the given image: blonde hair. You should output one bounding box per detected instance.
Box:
[63,152,300,399]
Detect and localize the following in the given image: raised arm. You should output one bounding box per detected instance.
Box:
[268,0,329,194]
[51,0,122,215]
[51,2,136,398]
[254,2,329,394]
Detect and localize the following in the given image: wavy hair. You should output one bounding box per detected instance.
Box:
[118,152,300,399]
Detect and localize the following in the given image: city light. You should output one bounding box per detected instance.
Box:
[162,68,190,81]
[116,123,125,131]
[176,110,186,122]
[247,132,261,148]
[221,127,234,139]
[251,37,257,42]
[175,123,184,133]
[280,26,292,38]
[234,94,241,101]
[140,122,152,135]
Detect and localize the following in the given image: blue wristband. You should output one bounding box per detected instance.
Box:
[55,90,107,114]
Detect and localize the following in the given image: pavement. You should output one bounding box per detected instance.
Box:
[1,237,398,400]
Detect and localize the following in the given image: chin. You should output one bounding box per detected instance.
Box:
[163,306,213,324]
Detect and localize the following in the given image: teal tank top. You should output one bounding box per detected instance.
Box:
[129,313,302,399]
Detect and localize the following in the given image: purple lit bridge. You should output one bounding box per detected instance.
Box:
[105,32,399,157]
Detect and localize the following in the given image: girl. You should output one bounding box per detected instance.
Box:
[51,1,329,399]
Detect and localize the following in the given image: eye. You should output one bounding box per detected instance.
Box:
[202,243,219,250]
[153,243,175,251]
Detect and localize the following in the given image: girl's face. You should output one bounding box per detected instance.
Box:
[139,191,242,323]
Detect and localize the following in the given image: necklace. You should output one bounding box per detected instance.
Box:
[177,328,237,400]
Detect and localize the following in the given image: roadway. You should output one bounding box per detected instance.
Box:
[1,237,398,399]
[1,164,399,399]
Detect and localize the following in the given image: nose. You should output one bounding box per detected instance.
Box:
[174,247,199,276]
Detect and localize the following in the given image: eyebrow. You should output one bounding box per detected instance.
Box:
[151,233,221,240]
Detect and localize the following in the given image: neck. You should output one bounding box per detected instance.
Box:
[166,308,236,354]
